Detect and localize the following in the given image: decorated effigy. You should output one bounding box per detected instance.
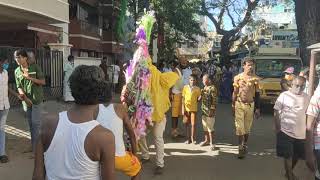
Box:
[121,12,156,139]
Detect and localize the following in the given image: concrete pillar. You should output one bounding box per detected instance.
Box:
[49,23,72,63]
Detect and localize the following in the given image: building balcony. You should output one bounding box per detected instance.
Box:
[98,0,120,16]
[80,0,99,6]
[69,19,101,38]
[101,30,123,54]
[69,19,102,52]
[0,0,69,23]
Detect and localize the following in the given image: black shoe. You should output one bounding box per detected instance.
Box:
[0,155,9,163]
[140,158,150,164]
[154,166,164,175]
[238,146,245,159]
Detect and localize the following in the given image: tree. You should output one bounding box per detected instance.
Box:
[200,0,260,64]
[151,0,206,62]
[293,0,320,64]
[127,0,205,63]
[266,0,320,64]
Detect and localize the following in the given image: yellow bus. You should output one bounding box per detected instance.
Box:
[253,48,302,104]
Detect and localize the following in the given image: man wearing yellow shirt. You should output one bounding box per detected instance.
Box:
[138,59,179,175]
[182,74,201,144]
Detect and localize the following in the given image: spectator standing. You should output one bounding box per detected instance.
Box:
[274,76,310,180]
[14,49,45,153]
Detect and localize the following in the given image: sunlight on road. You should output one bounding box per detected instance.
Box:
[5,125,31,139]
[141,143,275,158]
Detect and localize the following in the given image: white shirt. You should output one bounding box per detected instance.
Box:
[163,67,172,72]
[44,112,100,180]
[96,104,126,156]
[0,70,10,110]
[108,65,120,84]
[63,62,74,83]
[307,86,320,149]
[182,67,192,86]
[172,68,183,94]
[274,91,310,139]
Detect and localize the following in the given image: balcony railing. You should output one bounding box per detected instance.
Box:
[80,21,101,36]
[70,19,102,37]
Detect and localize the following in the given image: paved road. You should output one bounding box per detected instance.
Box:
[0,101,313,180]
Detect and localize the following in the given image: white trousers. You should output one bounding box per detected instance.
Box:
[138,118,167,167]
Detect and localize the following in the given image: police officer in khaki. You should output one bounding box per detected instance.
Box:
[232,57,261,159]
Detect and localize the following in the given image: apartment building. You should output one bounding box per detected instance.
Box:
[0,0,69,48]
[69,0,124,65]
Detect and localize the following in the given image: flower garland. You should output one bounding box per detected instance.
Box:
[123,12,155,139]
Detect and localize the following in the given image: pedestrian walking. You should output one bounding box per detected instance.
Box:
[32,65,115,180]
[170,61,184,138]
[0,54,15,163]
[232,57,261,159]
[182,74,201,144]
[63,55,75,102]
[97,103,141,180]
[281,67,295,92]
[220,66,233,103]
[274,76,310,180]
[100,57,109,82]
[199,74,217,150]
[14,49,45,153]
[305,66,320,180]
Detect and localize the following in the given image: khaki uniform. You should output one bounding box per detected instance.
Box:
[233,73,260,136]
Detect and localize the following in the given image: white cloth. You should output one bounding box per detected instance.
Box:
[0,70,10,110]
[182,67,192,86]
[172,68,183,94]
[304,80,309,95]
[138,117,167,167]
[108,65,120,84]
[96,104,126,156]
[63,62,74,101]
[274,91,309,139]
[163,67,172,72]
[307,87,320,149]
[44,112,100,180]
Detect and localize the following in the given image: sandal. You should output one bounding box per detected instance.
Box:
[210,144,216,151]
[0,155,9,163]
[199,141,210,147]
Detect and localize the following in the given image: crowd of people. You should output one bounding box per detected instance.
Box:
[160,58,240,104]
[0,47,320,180]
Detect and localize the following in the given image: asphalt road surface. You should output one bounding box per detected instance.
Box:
[0,101,313,180]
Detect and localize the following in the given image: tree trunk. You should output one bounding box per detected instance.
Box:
[294,0,320,65]
[156,16,165,65]
[220,35,232,65]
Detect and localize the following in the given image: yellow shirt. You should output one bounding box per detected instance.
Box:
[148,59,179,122]
[182,85,201,112]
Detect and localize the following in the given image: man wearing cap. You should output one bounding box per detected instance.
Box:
[281,67,295,92]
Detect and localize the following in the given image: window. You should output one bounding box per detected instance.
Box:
[77,2,99,26]
[256,59,302,78]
